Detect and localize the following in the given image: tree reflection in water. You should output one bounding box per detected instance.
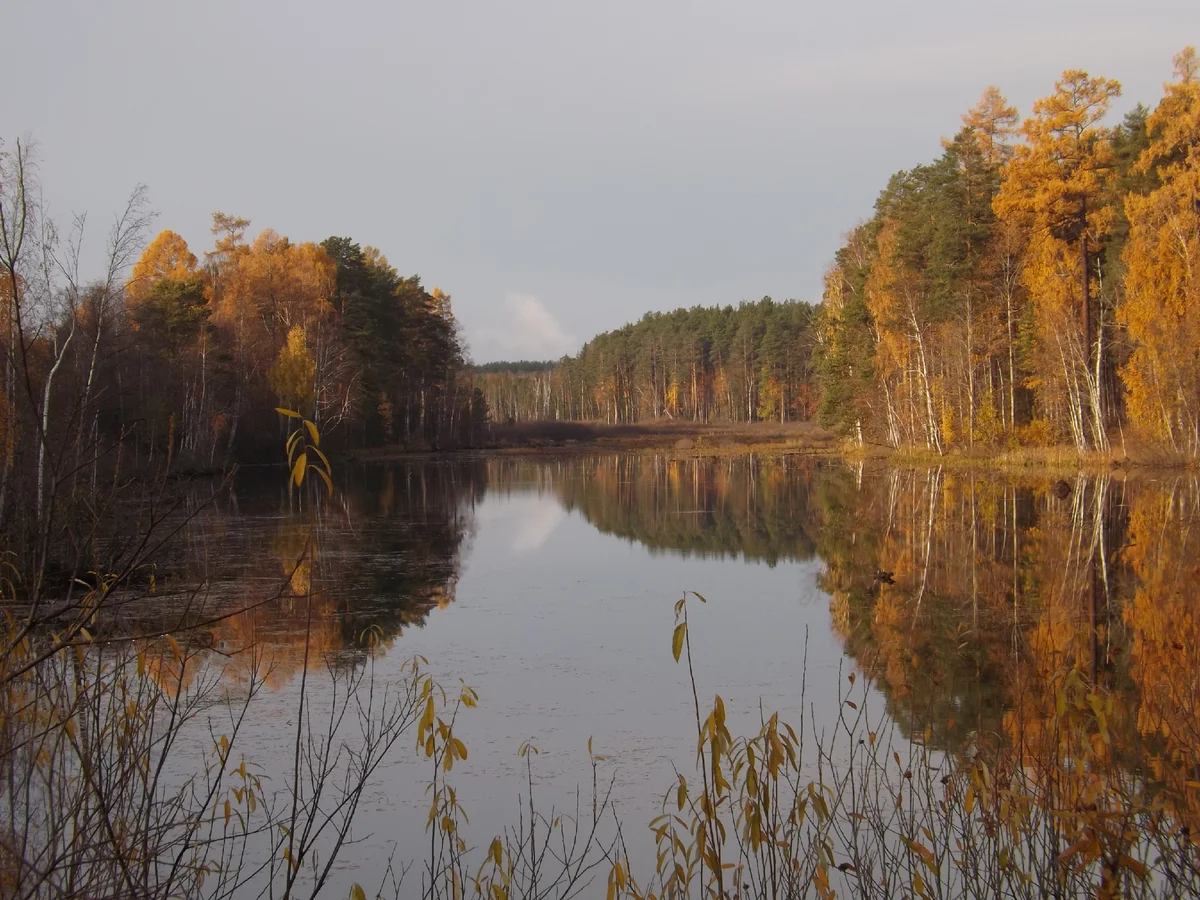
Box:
[147,455,1200,871]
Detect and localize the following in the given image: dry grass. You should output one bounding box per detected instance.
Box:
[839,439,1199,473]
[354,419,1200,471]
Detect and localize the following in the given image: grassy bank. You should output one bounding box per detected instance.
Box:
[847,441,1197,474]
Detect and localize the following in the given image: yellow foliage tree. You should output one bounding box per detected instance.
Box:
[1119,47,1200,452]
[866,219,942,452]
[961,85,1020,167]
[994,70,1121,451]
[213,229,335,356]
[270,325,316,414]
[125,230,198,309]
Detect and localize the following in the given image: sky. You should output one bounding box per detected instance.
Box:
[6,1,1197,362]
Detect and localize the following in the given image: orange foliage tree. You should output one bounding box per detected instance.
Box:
[1120,48,1200,452]
[994,70,1122,452]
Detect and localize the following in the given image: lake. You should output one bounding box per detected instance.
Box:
[157,453,1199,897]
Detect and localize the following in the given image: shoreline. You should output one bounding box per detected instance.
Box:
[343,420,1198,473]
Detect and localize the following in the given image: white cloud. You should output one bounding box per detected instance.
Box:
[510,499,566,554]
[471,292,575,362]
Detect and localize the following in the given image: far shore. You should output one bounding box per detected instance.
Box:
[344,420,1196,474]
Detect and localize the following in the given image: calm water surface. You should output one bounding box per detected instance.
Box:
[163,454,1200,894]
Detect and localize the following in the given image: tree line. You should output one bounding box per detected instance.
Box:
[817,47,1200,454]
[478,298,818,425]
[126,221,486,462]
[483,47,1200,458]
[0,153,491,550]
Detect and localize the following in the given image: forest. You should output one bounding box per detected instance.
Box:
[477,298,818,425]
[5,29,1200,900]
[1,45,1198,554]
[483,47,1200,459]
[817,48,1200,455]
[0,178,490,549]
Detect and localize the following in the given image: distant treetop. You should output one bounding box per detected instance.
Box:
[473,360,557,374]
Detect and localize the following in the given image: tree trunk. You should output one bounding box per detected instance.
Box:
[38,324,76,520]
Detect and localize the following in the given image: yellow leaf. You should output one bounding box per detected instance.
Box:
[312,464,333,498]
[304,418,320,447]
[671,622,686,663]
[350,885,366,900]
[275,407,301,418]
[292,452,307,487]
[903,837,937,873]
[310,443,332,473]
[1119,854,1149,879]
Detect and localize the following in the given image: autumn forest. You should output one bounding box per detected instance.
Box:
[2,47,1197,513]
[480,48,1200,461]
[4,37,1200,900]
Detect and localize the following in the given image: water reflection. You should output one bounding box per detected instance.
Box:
[148,460,487,692]
[158,454,1200,836]
[814,465,1200,835]
[487,454,819,564]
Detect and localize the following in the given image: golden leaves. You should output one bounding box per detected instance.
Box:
[1118,53,1200,441]
[126,230,199,307]
[671,622,686,663]
[270,325,317,412]
[280,409,333,498]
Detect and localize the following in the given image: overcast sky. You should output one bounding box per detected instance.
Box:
[7,0,1196,361]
